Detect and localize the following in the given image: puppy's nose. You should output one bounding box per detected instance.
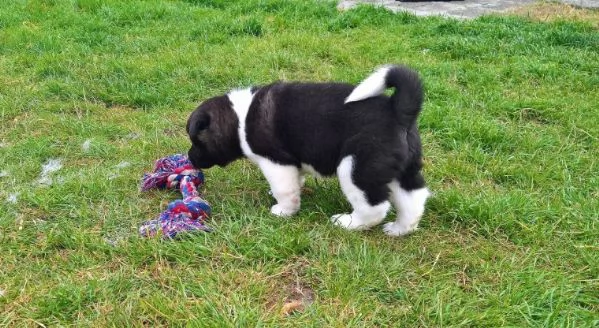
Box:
[187,150,198,167]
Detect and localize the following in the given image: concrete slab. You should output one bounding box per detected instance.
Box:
[337,0,599,19]
[560,0,599,8]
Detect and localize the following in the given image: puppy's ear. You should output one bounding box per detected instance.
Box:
[187,113,211,137]
[195,114,211,131]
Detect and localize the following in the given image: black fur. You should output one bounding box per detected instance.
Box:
[186,95,243,168]
[187,65,426,206]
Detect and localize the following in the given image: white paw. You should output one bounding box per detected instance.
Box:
[383,222,417,237]
[270,204,298,217]
[331,213,371,231]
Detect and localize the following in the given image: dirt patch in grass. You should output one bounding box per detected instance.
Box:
[263,258,316,316]
[508,2,599,28]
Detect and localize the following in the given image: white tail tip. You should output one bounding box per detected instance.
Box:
[344,65,392,104]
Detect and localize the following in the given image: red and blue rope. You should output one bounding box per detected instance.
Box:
[139,154,211,238]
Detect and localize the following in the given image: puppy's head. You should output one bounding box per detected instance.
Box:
[186,95,243,169]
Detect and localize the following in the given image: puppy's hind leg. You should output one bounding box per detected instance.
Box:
[383,171,430,237]
[331,156,390,230]
[257,159,301,217]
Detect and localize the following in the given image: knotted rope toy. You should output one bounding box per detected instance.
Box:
[139,154,211,238]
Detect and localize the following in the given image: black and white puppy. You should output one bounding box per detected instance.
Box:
[186,65,430,236]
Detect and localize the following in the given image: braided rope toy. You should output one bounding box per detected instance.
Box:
[139,154,211,238]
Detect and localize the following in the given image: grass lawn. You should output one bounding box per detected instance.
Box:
[1,0,598,326]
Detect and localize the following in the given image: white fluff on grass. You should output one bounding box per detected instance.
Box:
[109,161,131,180]
[82,139,92,152]
[7,192,19,204]
[116,161,130,169]
[38,159,62,186]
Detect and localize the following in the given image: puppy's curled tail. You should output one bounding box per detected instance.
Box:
[345,65,423,126]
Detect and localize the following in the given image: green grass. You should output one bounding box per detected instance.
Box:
[1,0,598,326]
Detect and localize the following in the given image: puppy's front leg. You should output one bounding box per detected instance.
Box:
[257,159,301,217]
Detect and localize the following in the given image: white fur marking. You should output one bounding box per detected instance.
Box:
[345,65,392,104]
[259,160,301,217]
[384,181,430,236]
[228,88,301,217]
[332,156,390,230]
[228,88,256,159]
